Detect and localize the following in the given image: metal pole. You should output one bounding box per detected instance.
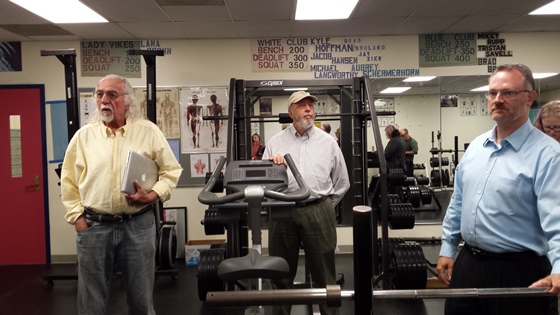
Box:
[353,206,373,315]
[205,287,552,307]
[126,50,164,124]
[372,287,552,299]
[40,49,79,141]
[206,285,342,307]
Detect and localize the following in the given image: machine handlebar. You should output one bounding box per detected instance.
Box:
[198,154,310,205]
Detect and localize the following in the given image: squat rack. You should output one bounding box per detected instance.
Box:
[220,77,394,290]
[224,77,392,222]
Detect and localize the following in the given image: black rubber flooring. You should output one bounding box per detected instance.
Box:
[0,253,448,315]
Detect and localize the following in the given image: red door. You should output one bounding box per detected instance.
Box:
[0,85,48,264]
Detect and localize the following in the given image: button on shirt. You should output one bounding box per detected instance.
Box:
[61,118,182,224]
[262,125,349,206]
[440,119,560,273]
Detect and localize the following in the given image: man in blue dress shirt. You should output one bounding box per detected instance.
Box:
[437,64,560,315]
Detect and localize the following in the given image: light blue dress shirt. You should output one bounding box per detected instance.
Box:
[440,119,560,273]
[262,125,350,206]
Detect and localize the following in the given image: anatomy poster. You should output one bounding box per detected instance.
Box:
[209,152,227,173]
[134,87,180,139]
[189,153,209,178]
[180,87,228,153]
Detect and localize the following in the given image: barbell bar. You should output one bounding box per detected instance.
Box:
[204,285,553,307]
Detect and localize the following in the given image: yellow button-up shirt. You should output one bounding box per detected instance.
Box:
[61,118,183,224]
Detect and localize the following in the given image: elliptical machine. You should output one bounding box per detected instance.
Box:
[197,154,310,305]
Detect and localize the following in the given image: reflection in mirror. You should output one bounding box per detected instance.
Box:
[10,115,22,177]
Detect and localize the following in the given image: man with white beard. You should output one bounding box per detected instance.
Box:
[262,91,349,315]
[61,74,182,315]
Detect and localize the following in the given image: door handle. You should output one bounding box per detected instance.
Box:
[26,175,40,191]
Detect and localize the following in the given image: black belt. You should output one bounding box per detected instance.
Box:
[84,204,154,223]
[464,243,537,259]
[296,196,328,208]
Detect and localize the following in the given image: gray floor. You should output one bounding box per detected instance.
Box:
[0,189,453,314]
[0,250,447,315]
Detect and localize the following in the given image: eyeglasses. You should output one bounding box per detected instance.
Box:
[484,89,530,99]
[543,125,560,132]
[95,91,127,100]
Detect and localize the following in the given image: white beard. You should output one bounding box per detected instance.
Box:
[100,106,114,123]
[296,118,314,130]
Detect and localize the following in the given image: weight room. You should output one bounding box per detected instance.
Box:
[2,0,560,314]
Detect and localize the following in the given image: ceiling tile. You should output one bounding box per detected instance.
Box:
[58,23,136,40]
[494,15,560,32]
[443,16,516,33]
[163,6,231,21]
[235,21,291,38]
[156,0,225,6]
[82,0,170,22]
[0,0,558,43]
[176,21,239,38]
[118,22,187,39]
[346,18,407,36]
[413,0,489,16]
[392,16,463,35]
[0,27,29,41]
[353,0,425,18]
[226,0,292,21]
[291,20,355,37]
[0,24,73,36]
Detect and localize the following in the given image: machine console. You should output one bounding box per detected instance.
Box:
[224,160,288,193]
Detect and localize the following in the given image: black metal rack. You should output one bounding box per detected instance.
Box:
[223,77,393,292]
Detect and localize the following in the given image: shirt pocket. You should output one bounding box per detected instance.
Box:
[311,158,331,188]
[484,176,532,216]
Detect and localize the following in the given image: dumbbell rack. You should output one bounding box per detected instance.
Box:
[429,131,460,190]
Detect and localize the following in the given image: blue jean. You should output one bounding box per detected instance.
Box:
[77,210,156,315]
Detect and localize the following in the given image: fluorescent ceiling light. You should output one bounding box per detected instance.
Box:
[10,0,107,23]
[403,76,436,82]
[296,0,359,20]
[284,87,308,91]
[471,85,489,92]
[380,87,411,94]
[533,73,559,79]
[530,0,560,15]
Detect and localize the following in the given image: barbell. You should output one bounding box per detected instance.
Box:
[204,285,553,308]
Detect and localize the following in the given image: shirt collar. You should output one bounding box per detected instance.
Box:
[291,124,315,140]
[99,120,128,138]
[485,119,533,151]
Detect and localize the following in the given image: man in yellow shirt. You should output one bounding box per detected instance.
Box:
[61,74,182,315]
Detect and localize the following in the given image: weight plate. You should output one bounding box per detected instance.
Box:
[197,248,226,301]
[158,225,176,270]
[204,209,225,235]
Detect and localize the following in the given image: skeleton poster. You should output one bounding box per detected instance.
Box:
[134,87,180,139]
[180,87,228,153]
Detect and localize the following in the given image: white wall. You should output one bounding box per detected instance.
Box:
[1,34,559,259]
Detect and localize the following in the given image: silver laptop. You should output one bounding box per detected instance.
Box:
[121,151,159,194]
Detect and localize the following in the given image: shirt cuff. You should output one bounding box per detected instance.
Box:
[65,206,84,224]
[439,241,458,258]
